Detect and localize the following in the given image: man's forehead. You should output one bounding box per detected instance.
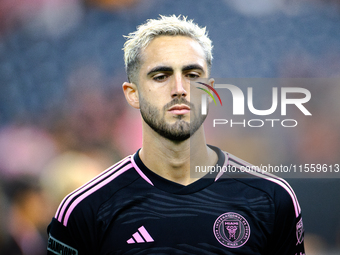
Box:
[140,35,207,72]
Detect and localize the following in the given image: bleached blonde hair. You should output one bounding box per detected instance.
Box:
[123,15,213,83]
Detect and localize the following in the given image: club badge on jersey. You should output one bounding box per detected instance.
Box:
[213,212,251,248]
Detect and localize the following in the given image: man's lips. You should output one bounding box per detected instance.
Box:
[168,104,191,115]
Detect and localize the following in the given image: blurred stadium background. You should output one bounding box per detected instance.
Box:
[0,0,339,254]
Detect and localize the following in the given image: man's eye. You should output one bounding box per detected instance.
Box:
[153,74,167,81]
[187,73,200,80]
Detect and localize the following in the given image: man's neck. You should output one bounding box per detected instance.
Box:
[139,123,218,186]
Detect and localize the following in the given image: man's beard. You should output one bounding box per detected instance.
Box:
[140,97,207,142]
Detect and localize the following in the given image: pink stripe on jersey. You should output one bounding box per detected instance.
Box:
[55,156,131,221]
[229,160,301,218]
[63,163,132,226]
[215,152,229,182]
[131,154,154,186]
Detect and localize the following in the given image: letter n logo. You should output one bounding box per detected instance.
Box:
[196,82,222,115]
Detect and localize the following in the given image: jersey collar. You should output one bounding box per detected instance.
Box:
[132,145,225,194]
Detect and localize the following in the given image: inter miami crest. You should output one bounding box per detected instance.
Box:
[213,212,250,248]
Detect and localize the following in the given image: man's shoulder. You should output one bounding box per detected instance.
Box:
[53,154,139,227]
[222,151,301,217]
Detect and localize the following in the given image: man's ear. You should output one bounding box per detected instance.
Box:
[208,78,215,104]
[122,82,140,109]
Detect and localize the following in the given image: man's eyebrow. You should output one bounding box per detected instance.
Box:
[147,64,205,76]
[182,64,205,73]
[147,66,173,76]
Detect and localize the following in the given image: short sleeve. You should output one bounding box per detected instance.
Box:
[47,218,80,255]
[266,184,305,255]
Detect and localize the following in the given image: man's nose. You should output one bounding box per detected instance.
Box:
[171,74,188,99]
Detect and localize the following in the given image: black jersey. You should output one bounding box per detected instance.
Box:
[47,145,305,255]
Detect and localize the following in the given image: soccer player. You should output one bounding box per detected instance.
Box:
[47,15,305,254]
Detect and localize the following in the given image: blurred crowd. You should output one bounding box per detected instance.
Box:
[1,0,340,254]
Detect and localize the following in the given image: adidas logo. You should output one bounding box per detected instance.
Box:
[127,226,154,244]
